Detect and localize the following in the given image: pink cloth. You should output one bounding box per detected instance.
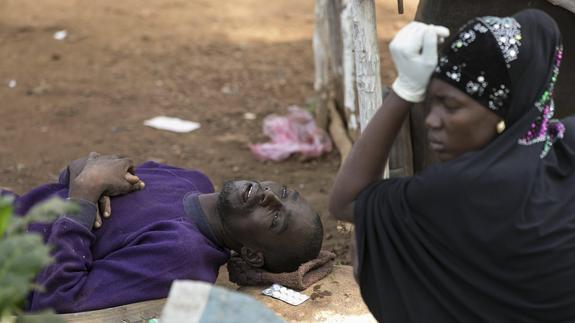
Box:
[250,106,332,161]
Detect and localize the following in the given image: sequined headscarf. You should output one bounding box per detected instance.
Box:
[433,10,565,158]
[355,9,575,322]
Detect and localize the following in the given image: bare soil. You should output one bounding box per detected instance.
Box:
[0,0,416,264]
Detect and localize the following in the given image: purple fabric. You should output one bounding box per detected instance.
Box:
[0,188,19,200]
[19,161,230,313]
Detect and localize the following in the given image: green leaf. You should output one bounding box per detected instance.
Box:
[0,234,53,312]
[0,196,78,317]
[16,310,65,323]
[26,197,79,221]
[6,197,79,236]
[0,196,14,237]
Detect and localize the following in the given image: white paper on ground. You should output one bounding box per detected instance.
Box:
[144,116,201,133]
[53,30,67,40]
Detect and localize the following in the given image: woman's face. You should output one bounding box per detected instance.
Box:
[425,78,503,161]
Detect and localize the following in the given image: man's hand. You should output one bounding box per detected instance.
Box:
[68,152,145,228]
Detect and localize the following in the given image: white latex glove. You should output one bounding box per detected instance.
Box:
[390,22,450,103]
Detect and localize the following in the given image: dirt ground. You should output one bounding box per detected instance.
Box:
[0,0,416,264]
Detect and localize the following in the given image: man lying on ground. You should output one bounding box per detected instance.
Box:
[1,153,323,313]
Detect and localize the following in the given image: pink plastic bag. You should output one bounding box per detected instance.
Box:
[250,106,332,161]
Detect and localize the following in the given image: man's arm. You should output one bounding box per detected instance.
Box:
[328,22,449,223]
[29,199,98,311]
[29,153,145,312]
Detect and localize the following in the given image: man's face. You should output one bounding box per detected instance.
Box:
[425,78,501,161]
[217,180,316,253]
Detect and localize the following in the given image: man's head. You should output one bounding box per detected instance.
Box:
[217,180,323,273]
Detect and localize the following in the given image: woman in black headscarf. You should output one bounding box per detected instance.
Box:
[329,9,575,322]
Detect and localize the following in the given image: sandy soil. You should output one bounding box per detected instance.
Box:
[0,0,417,264]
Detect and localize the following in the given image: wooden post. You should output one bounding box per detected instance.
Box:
[349,0,390,177]
[341,0,360,141]
[314,0,414,176]
[313,0,332,130]
[313,0,344,130]
[349,0,383,132]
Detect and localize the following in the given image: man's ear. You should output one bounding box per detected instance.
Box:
[240,246,265,268]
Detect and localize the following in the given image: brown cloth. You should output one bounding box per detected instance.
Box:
[227,250,336,291]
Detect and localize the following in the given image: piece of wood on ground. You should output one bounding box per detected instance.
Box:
[57,299,166,323]
[329,100,353,163]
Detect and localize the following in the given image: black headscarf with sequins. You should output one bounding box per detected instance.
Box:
[355,9,575,322]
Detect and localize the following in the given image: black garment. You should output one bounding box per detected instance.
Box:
[355,10,575,323]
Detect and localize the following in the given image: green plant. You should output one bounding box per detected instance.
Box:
[0,195,78,323]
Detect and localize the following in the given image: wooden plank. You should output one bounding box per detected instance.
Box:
[329,99,354,162]
[56,299,166,323]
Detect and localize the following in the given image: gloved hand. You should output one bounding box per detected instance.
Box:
[390,22,450,103]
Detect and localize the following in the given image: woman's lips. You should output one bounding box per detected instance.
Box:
[428,140,445,152]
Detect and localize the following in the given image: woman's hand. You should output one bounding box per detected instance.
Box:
[390,22,449,103]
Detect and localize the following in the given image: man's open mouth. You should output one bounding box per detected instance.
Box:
[243,182,257,203]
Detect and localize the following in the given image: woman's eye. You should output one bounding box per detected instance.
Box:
[271,213,280,228]
[444,104,460,113]
[444,103,457,110]
[431,96,459,113]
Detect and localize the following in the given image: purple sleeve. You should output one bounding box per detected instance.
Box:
[29,199,98,312]
[0,188,19,201]
[30,220,221,313]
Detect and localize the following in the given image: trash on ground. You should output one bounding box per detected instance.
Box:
[262,284,309,306]
[53,30,67,40]
[250,106,332,161]
[243,112,257,120]
[143,116,201,133]
[161,280,282,322]
[7,80,16,88]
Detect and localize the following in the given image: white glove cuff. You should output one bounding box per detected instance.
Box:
[392,78,426,103]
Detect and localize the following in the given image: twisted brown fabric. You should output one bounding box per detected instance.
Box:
[227,250,336,291]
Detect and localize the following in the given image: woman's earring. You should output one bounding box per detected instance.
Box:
[496,120,506,134]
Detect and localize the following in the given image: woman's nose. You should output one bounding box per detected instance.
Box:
[260,189,282,208]
[425,105,442,129]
